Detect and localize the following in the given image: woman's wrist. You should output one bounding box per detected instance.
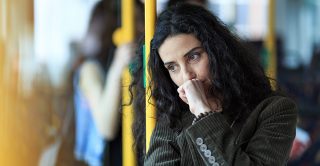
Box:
[192,105,222,125]
[194,104,214,117]
[192,111,215,125]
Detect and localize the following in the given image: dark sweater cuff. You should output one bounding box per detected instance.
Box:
[186,113,234,166]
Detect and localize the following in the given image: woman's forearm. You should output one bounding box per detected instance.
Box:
[94,63,123,140]
[80,61,124,140]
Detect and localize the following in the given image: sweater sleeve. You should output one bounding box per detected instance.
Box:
[144,123,181,166]
[186,96,298,166]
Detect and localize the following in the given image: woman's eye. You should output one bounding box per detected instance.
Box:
[167,65,177,72]
[188,53,200,62]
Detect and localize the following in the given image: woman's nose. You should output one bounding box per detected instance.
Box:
[182,68,196,82]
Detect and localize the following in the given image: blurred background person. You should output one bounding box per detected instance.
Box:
[73,0,135,165]
[73,0,145,165]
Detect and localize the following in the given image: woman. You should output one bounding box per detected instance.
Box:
[144,4,297,166]
[73,1,135,165]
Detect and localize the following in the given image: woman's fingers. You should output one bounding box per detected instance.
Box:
[178,79,213,115]
[177,87,188,104]
[177,86,185,96]
[114,42,135,68]
[192,79,207,99]
[179,93,189,104]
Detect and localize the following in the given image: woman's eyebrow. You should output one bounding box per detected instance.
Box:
[163,46,202,66]
[183,46,202,58]
[164,61,175,67]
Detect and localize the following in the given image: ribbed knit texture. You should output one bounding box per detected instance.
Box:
[144,96,297,166]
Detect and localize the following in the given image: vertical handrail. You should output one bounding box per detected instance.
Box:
[145,0,156,152]
[265,0,277,88]
[112,0,136,165]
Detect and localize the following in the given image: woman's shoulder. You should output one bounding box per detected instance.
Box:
[80,60,103,74]
[257,95,297,110]
[78,60,104,90]
[79,61,104,80]
[254,95,298,119]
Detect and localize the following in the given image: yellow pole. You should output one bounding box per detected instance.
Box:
[0,0,4,81]
[145,0,156,152]
[265,0,277,87]
[112,0,136,165]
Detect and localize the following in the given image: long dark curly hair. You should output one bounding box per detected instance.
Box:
[149,4,275,128]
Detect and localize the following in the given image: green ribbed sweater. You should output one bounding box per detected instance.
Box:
[144,96,297,166]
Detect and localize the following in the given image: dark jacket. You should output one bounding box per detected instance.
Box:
[144,96,297,166]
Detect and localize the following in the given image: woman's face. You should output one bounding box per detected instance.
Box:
[158,34,211,88]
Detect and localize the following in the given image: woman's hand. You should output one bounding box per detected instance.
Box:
[177,79,219,116]
[113,43,135,70]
